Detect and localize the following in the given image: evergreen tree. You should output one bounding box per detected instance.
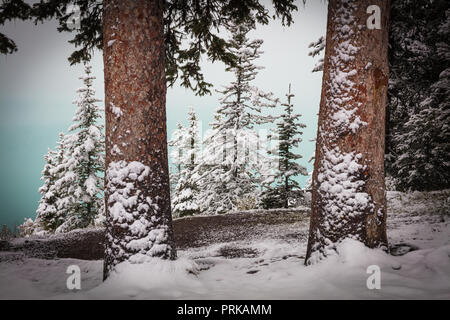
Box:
[168,122,186,196]
[172,171,200,217]
[392,66,450,190]
[0,224,12,241]
[308,36,325,73]
[197,22,278,214]
[387,1,450,191]
[261,84,307,209]
[195,115,228,214]
[171,107,201,217]
[35,147,58,231]
[55,64,105,233]
[18,218,36,237]
[35,133,67,233]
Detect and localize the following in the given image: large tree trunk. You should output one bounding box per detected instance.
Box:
[102,0,176,280]
[305,0,390,264]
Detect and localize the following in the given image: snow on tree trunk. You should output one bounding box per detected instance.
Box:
[306,0,390,264]
[103,0,176,280]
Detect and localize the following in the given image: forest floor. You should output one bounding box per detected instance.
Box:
[0,190,449,299]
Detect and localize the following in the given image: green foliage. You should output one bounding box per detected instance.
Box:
[387,0,450,191]
[262,84,307,209]
[0,0,299,96]
[260,188,285,209]
[34,65,105,234]
[195,22,278,214]
[36,140,65,232]
[0,0,32,54]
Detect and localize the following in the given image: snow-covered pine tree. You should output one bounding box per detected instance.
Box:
[261,84,308,209]
[168,122,186,196]
[308,36,325,73]
[392,62,450,191]
[195,115,227,214]
[171,107,201,217]
[51,132,75,230]
[55,64,105,233]
[18,218,36,238]
[35,148,58,231]
[196,22,278,214]
[387,1,450,191]
[35,133,67,233]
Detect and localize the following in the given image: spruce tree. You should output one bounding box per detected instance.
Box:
[35,147,58,231]
[168,122,186,196]
[387,1,450,191]
[195,115,229,214]
[52,132,74,229]
[35,133,67,233]
[171,107,201,217]
[393,66,450,191]
[262,84,307,209]
[197,22,278,214]
[55,64,105,233]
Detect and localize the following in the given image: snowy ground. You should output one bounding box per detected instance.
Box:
[0,190,449,299]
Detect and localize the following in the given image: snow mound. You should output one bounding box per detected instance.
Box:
[82,258,204,299]
[1,239,449,299]
[1,190,448,299]
[79,239,450,299]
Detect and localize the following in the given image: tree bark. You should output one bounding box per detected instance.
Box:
[306,0,390,264]
[103,0,176,280]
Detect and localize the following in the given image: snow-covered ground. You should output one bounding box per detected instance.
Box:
[1,190,449,299]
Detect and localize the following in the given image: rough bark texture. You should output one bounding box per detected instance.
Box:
[103,0,176,280]
[306,0,390,264]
